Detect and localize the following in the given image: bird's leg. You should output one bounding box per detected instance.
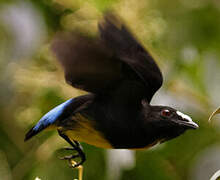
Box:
[58,131,86,168]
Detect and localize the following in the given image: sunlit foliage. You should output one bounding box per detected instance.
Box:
[0,0,220,179]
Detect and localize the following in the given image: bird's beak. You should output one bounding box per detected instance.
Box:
[176,111,199,129]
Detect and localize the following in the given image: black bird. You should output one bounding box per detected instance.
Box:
[24,13,198,168]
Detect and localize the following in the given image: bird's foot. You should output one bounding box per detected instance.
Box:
[57,132,86,169]
[59,146,85,169]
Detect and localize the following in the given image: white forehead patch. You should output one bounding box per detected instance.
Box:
[176,111,199,128]
[177,111,192,121]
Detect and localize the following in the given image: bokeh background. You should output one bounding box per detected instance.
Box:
[0,0,220,179]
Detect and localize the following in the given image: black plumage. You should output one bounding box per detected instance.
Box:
[25,13,198,168]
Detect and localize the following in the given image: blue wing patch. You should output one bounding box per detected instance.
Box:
[25,98,75,141]
[33,98,74,131]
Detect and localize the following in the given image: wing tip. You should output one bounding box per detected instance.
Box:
[24,126,37,141]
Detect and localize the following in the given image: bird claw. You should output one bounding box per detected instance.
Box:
[68,159,82,169]
[58,148,84,168]
[59,155,82,168]
[59,154,80,160]
[61,147,76,151]
[57,133,86,169]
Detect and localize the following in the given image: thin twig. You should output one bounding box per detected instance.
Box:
[208,107,220,122]
[70,160,83,180]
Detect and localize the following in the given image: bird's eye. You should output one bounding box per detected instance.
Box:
[161,109,171,117]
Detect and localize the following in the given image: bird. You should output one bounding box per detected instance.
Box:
[24,13,199,168]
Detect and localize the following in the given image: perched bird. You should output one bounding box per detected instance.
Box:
[24,13,199,168]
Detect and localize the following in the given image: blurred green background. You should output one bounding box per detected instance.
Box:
[0,0,220,179]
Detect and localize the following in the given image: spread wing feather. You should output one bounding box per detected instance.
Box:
[51,13,163,102]
[98,13,163,102]
[51,32,122,94]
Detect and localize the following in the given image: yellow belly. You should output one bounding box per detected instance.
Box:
[64,113,112,149]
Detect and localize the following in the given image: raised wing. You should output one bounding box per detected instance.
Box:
[51,32,123,94]
[98,13,163,102]
[51,13,163,102]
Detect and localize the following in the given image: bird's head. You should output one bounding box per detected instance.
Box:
[141,102,199,144]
